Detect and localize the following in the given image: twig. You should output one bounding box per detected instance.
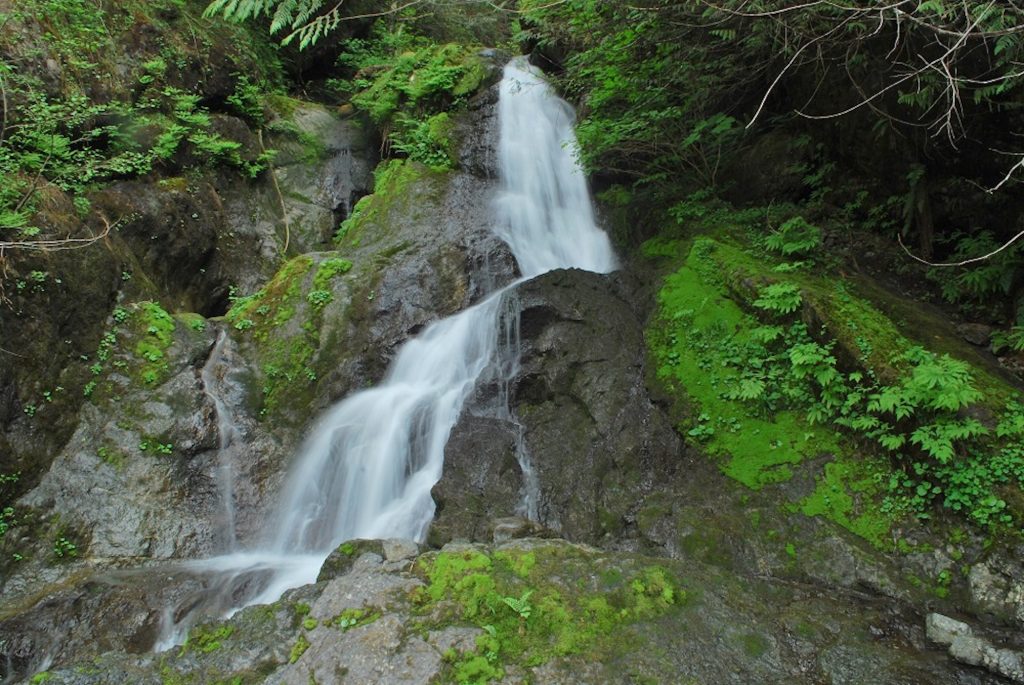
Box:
[258,129,290,255]
[898,227,1024,267]
[0,213,117,252]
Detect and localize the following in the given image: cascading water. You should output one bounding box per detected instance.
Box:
[156,56,616,646]
[202,329,242,549]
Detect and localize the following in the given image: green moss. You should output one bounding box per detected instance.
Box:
[182,624,234,655]
[648,240,839,490]
[493,550,536,579]
[639,236,683,260]
[335,159,442,246]
[132,301,176,386]
[799,458,891,547]
[96,445,126,469]
[288,633,310,664]
[176,312,207,333]
[225,255,321,419]
[157,177,189,192]
[331,607,381,630]
[413,545,684,679]
[646,235,906,546]
[265,94,303,119]
[313,257,353,291]
[738,632,770,658]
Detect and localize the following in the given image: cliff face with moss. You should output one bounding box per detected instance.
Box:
[4,2,1024,684]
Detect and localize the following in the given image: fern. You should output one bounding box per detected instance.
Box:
[206,0,344,48]
[726,377,766,401]
[753,283,802,315]
[764,216,822,257]
[502,590,533,619]
[204,0,278,23]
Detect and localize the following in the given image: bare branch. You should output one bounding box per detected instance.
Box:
[899,227,1024,267]
[0,214,117,253]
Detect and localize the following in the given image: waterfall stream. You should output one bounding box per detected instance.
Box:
[156,56,615,648]
[202,329,241,550]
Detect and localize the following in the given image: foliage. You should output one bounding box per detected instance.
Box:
[205,0,350,49]
[930,231,1024,312]
[0,0,281,235]
[520,2,747,184]
[332,25,487,169]
[764,217,822,258]
[204,0,510,50]
[753,283,802,315]
[523,0,1024,259]
[650,234,1024,533]
[182,624,235,655]
[52,534,77,559]
[413,547,683,681]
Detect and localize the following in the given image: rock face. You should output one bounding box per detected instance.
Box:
[510,269,682,543]
[430,416,524,545]
[433,268,682,546]
[928,613,1024,683]
[22,538,1008,685]
[0,97,377,504]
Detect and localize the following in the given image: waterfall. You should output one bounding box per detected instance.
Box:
[155,56,616,645]
[494,59,616,276]
[201,329,241,549]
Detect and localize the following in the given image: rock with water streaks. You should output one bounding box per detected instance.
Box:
[507,268,683,544]
[23,537,1009,685]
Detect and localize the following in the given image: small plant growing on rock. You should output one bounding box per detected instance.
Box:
[52,536,77,560]
[502,589,533,620]
[753,283,802,315]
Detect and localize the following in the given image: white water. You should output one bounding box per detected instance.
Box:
[202,329,241,549]
[155,56,615,646]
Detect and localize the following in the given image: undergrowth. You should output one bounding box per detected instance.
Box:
[412,545,683,683]
[327,20,490,170]
[648,223,1024,540]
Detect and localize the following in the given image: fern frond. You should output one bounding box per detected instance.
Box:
[205,0,277,22]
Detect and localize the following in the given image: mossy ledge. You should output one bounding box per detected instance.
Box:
[645,230,1024,546]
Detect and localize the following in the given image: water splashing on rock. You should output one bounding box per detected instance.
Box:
[155,56,615,647]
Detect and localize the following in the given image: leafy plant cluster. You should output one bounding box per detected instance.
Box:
[517,0,764,234]
[661,241,1024,527]
[323,20,488,170]
[0,472,19,545]
[0,0,281,236]
[927,230,1024,336]
[413,547,681,684]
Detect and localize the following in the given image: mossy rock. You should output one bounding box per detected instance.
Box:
[317,539,385,582]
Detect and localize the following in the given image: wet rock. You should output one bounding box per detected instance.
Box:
[928,612,1024,682]
[382,538,421,563]
[928,612,973,644]
[0,566,207,680]
[959,323,994,346]
[506,268,683,543]
[490,516,551,543]
[969,559,1024,628]
[260,102,378,251]
[430,416,524,545]
[317,540,386,583]
[26,537,1009,685]
[453,84,500,179]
